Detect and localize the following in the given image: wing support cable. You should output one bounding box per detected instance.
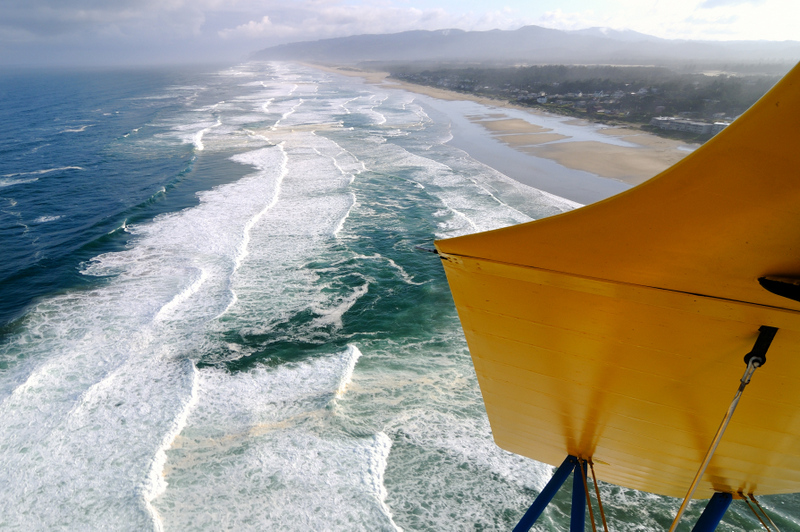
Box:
[669,325,779,532]
[741,493,782,532]
[577,459,598,532]
[750,495,782,532]
[589,460,610,532]
[742,494,773,531]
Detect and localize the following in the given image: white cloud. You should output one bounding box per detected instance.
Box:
[1,0,798,66]
[700,0,765,7]
[219,15,274,39]
[6,0,799,46]
[534,0,800,41]
[217,2,532,42]
[536,8,610,32]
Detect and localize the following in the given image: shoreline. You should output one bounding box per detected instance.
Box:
[306,63,696,202]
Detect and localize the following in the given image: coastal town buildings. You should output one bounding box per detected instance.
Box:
[649,116,731,136]
[391,65,767,140]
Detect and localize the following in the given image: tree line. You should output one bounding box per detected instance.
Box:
[388,64,782,127]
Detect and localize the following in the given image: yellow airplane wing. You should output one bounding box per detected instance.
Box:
[435,62,800,498]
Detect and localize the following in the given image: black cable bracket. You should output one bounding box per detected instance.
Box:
[744,325,779,368]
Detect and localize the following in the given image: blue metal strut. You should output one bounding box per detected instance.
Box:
[513,455,578,532]
[571,459,587,532]
[691,492,733,532]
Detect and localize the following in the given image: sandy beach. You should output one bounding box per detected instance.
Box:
[307,63,698,200]
[469,115,693,185]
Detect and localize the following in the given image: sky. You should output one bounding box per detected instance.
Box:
[1,0,799,66]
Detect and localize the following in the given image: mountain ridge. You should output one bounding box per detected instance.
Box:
[252,25,800,66]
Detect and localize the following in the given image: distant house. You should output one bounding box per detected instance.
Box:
[649,116,716,135]
[712,122,731,135]
[537,96,548,104]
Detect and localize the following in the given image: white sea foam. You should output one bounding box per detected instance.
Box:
[311,133,366,177]
[211,127,364,338]
[310,281,370,329]
[106,218,130,234]
[334,345,362,398]
[229,143,289,272]
[2,166,84,179]
[0,129,331,528]
[330,101,580,237]
[272,98,304,129]
[61,124,93,133]
[332,191,357,236]
[151,346,400,531]
[191,117,222,151]
[353,253,425,286]
[0,317,201,529]
[33,215,62,223]
[390,409,552,493]
[367,94,388,125]
[204,345,364,425]
[0,177,39,188]
[144,363,200,531]
[340,96,360,114]
[335,137,534,237]
[154,268,210,322]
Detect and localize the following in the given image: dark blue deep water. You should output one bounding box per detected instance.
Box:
[0,65,239,326]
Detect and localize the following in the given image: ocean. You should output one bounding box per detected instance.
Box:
[0,61,797,530]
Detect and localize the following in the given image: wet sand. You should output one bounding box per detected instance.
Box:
[473,118,550,134]
[425,100,631,204]
[307,63,697,202]
[467,115,695,186]
[524,141,689,185]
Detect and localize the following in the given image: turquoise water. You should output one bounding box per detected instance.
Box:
[0,62,798,530]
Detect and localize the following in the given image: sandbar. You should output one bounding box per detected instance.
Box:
[474,118,569,146]
[495,133,571,146]
[469,117,692,185]
[473,118,551,134]
[525,141,689,185]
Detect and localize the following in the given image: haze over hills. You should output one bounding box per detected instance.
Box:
[252,25,800,67]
